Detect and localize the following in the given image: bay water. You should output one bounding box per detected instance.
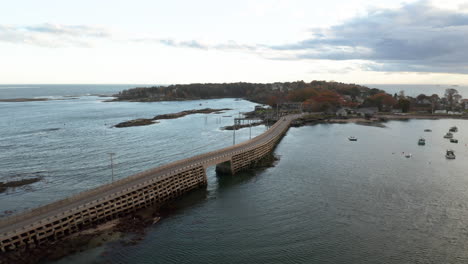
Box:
[1,85,468,263]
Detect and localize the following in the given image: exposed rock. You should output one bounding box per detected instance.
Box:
[114,119,158,128]
[114,108,231,128]
[153,108,231,120]
[221,121,264,130]
[0,177,42,193]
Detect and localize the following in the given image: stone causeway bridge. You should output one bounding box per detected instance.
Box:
[0,114,301,252]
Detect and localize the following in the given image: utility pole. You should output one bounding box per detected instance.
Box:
[233,122,236,145]
[276,103,279,120]
[108,153,115,183]
[249,120,252,139]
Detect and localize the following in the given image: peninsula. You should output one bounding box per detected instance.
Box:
[113,81,468,121]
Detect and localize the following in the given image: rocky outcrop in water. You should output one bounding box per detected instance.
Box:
[114,119,158,128]
[0,177,42,193]
[114,108,231,128]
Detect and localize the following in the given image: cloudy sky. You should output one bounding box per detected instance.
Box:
[1,0,468,84]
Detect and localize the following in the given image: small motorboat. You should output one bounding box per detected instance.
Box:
[418,138,426,145]
[446,150,456,159]
[449,126,458,132]
[348,136,357,141]
[444,132,453,139]
[450,138,458,143]
[424,129,432,132]
[405,153,412,158]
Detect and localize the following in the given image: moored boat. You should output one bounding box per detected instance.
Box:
[424,129,432,132]
[450,138,458,143]
[444,132,453,139]
[348,136,357,141]
[418,138,426,145]
[446,150,456,159]
[449,126,458,132]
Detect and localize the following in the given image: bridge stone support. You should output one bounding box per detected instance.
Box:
[0,166,207,253]
[230,123,288,175]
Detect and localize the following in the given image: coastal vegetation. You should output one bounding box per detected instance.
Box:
[114,81,467,115]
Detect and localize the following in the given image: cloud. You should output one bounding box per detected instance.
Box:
[133,38,259,52]
[142,1,468,74]
[268,0,468,74]
[0,23,111,47]
[3,1,468,75]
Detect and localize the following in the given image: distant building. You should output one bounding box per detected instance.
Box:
[434,110,447,114]
[280,102,303,111]
[255,105,265,111]
[271,83,284,91]
[356,107,378,117]
[336,108,348,117]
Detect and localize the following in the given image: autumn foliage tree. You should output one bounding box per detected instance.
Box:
[287,87,318,102]
[365,93,397,111]
[303,90,344,111]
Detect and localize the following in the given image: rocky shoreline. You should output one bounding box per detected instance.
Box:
[114,108,231,128]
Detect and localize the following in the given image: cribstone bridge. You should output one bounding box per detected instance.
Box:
[0,114,300,252]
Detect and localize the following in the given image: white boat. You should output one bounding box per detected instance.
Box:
[424,129,432,132]
[348,136,357,141]
[446,150,456,159]
[444,132,453,139]
[405,154,412,158]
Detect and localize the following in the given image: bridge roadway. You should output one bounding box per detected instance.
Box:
[0,114,301,244]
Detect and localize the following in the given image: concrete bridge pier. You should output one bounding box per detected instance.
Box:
[215,161,233,175]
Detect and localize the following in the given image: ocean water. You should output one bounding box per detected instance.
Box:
[0,84,144,99]
[1,84,468,263]
[368,84,468,97]
[0,85,264,215]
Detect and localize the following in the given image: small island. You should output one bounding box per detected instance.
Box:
[0,177,42,193]
[114,108,231,128]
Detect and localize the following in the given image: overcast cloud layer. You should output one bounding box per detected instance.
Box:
[269,1,468,74]
[149,1,468,75]
[1,1,468,75]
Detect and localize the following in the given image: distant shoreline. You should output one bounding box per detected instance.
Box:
[0,97,80,102]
